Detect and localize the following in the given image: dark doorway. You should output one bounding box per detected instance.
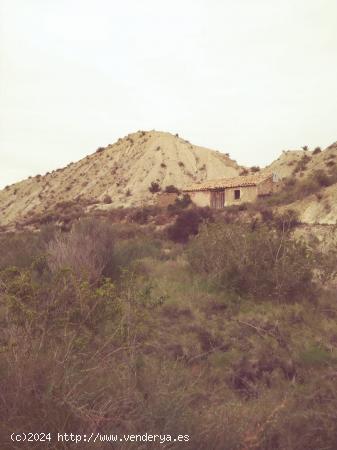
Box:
[234,189,241,200]
[210,190,225,209]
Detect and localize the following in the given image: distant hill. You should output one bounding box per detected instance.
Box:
[0,130,242,227]
[262,142,337,224]
[263,142,337,180]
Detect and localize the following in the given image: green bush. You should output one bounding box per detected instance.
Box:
[188,223,317,302]
[167,208,213,243]
[129,206,159,224]
[167,194,191,214]
[112,237,163,277]
[0,226,57,270]
[165,185,180,194]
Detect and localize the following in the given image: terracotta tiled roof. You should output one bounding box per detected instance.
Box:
[183,173,274,192]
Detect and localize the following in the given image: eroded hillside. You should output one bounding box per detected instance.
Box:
[262,142,337,224]
[0,130,241,227]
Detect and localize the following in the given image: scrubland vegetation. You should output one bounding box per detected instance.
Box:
[1,204,337,449]
[262,168,337,207]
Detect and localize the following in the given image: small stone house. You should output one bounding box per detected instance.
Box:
[183,173,279,209]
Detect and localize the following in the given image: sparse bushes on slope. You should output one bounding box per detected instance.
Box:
[264,169,337,206]
[293,153,311,173]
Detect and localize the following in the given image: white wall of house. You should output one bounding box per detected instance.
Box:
[187,177,277,208]
[225,185,258,205]
[189,191,210,207]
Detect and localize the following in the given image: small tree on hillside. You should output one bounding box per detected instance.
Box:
[149,182,161,193]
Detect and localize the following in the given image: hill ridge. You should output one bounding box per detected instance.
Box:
[0,130,242,227]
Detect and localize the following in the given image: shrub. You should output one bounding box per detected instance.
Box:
[129,206,158,224]
[165,185,180,194]
[240,168,249,176]
[313,147,322,155]
[46,218,115,283]
[0,230,54,270]
[188,222,317,302]
[103,194,112,204]
[260,208,274,223]
[178,161,185,167]
[149,182,161,193]
[160,163,167,168]
[96,147,105,153]
[313,169,331,187]
[167,208,213,243]
[167,194,192,214]
[113,237,162,276]
[250,166,260,173]
[273,209,300,231]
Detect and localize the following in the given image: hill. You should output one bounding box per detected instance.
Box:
[262,142,337,224]
[264,142,337,180]
[1,133,337,229]
[0,130,241,228]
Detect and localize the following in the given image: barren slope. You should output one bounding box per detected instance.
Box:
[263,142,337,224]
[263,142,337,180]
[0,130,241,227]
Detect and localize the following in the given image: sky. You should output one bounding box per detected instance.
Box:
[1,0,337,189]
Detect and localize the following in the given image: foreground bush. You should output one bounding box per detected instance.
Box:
[188,222,318,302]
[167,207,213,243]
[47,218,115,283]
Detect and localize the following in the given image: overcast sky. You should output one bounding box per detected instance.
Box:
[1,0,336,188]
